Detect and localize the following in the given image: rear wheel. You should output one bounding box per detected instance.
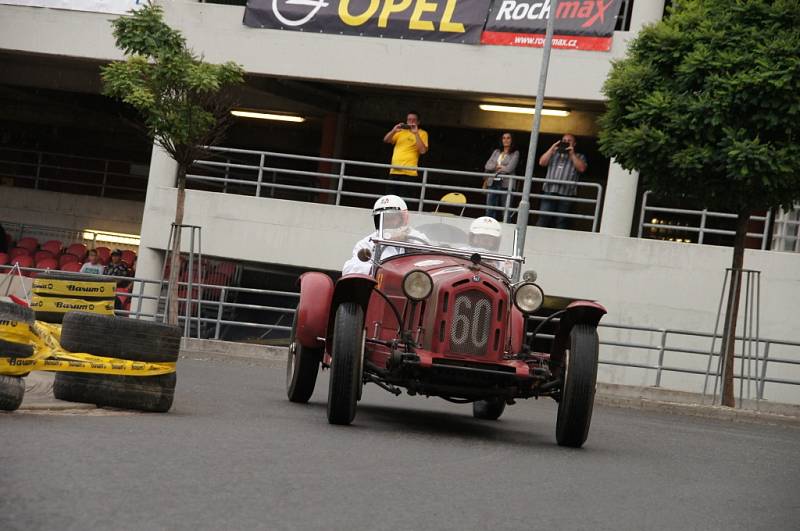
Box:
[556,324,599,448]
[473,398,506,420]
[286,311,322,403]
[327,303,364,425]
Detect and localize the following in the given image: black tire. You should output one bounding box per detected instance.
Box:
[33,311,66,324]
[35,271,118,284]
[53,372,176,413]
[0,301,35,324]
[327,303,364,425]
[60,312,181,363]
[286,311,322,403]
[473,398,506,420]
[0,338,34,359]
[0,375,25,411]
[556,324,599,448]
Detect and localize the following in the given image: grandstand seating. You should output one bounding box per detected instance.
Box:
[34,250,54,263]
[61,261,82,272]
[0,253,8,266]
[9,247,29,259]
[16,237,39,253]
[121,249,137,267]
[36,257,58,271]
[58,253,79,267]
[41,240,63,255]
[66,243,87,259]
[11,254,34,275]
[96,246,111,264]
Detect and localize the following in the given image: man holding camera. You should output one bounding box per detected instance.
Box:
[537,134,588,229]
[383,111,429,205]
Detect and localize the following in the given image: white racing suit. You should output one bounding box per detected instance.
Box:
[342,229,429,276]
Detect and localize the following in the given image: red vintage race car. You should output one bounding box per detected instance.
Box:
[286,214,606,448]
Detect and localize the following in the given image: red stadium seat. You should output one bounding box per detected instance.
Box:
[121,249,137,267]
[36,257,58,271]
[16,237,38,253]
[215,261,237,278]
[0,253,8,266]
[9,247,30,259]
[66,243,87,260]
[95,246,111,265]
[11,254,34,276]
[59,253,79,267]
[41,240,63,255]
[60,261,82,273]
[34,250,54,263]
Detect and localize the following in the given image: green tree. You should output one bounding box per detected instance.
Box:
[101,2,244,325]
[598,0,800,406]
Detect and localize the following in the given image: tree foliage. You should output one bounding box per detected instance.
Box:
[598,0,800,213]
[100,2,244,168]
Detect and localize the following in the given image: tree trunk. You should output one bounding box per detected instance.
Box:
[719,211,749,407]
[166,167,186,326]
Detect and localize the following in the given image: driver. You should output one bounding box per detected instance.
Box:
[342,195,428,275]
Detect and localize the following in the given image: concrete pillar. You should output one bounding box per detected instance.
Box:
[600,159,639,237]
[134,143,178,321]
[628,0,666,33]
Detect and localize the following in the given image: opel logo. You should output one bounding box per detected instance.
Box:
[272,0,329,27]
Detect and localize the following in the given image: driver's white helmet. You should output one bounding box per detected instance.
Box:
[469,216,502,251]
[372,195,409,231]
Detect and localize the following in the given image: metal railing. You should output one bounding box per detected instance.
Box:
[3,264,798,404]
[771,205,800,253]
[638,191,772,249]
[187,146,605,231]
[0,147,148,200]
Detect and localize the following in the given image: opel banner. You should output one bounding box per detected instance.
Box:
[481,0,623,51]
[243,0,492,44]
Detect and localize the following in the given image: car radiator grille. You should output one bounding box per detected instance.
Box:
[449,290,493,356]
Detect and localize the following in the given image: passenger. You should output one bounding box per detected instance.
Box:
[466,216,512,275]
[483,132,519,220]
[79,249,104,274]
[342,195,428,276]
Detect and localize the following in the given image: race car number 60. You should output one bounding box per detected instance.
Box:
[452,296,492,348]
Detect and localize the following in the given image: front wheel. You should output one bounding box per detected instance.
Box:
[286,310,322,403]
[555,324,599,448]
[327,303,365,425]
[473,398,506,420]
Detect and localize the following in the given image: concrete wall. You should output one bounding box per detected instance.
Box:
[0,1,661,101]
[0,186,143,234]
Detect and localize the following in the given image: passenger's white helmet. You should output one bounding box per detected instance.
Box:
[372,195,409,231]
[469,216,502,251]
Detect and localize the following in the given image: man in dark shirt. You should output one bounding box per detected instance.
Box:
[104,249,131,309]
[537,134,588,229]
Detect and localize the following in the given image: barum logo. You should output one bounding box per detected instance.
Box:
[0,320,18,327]
[495,0,615,27]
[67,284,105,293]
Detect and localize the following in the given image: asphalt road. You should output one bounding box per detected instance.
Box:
[2,356,799,531]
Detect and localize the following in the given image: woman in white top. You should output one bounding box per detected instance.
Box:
[483,132,519,220]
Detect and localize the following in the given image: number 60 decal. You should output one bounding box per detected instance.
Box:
[451,296,492,348]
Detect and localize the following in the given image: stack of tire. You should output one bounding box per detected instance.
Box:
[0,301,35,412]
[54,313,181,412]
[31,272,116,324]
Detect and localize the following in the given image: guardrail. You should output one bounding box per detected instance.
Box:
[188,146,605,231]
[638,190,772,249]
[2,265,797,404]
[0,147,148,200]
[771,205,800,252]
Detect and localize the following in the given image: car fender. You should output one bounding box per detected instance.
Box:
[325,274,376,350]
[296,272,334,350]
[510,306,526,354]
[551,301,607,363]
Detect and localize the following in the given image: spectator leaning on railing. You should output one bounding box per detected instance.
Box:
[382,111,429,205]
[537,134,588,229]
[483,132,519,220]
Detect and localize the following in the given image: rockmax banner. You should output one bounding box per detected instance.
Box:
[481,0,624,51]
[243,0,493,44]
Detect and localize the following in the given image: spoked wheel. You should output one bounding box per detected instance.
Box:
[472,398,506,420]
[286,310,322,403]
[327,302,365,425]
[556,324,599,448]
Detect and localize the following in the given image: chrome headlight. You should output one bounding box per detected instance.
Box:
[514,283,544,313]
[402,270,433,301]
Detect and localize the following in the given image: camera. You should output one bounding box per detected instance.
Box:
[557,141,569,154]
[399,124,411,130]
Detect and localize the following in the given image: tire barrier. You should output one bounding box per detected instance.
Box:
[0,301,180,413]
[31,272,117,324]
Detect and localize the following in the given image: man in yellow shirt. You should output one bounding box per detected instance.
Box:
[382,111,429,206]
